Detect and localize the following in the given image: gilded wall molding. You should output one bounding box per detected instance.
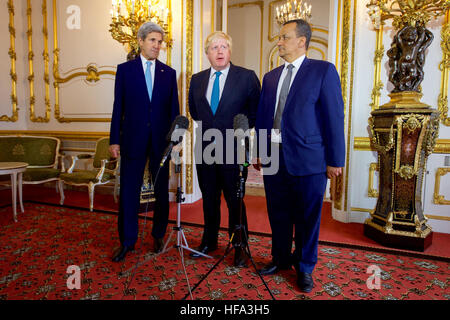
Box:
[268,0,282,42]
[308,46,326,60]
[228,1,264,80]
[335,0,342,66]
[27,0,51,123]
[52,0,116,123]
[211,0,215,33]
[433,167,450,205]
[343,0,357,212]
[53,0,176,123]
[1,0,18,122]
[186,0,194,194]
[334,0,353,211]
[370,26,384,111]
[167,0,173,66]
[438,11,450,126]
[425,214,450,221]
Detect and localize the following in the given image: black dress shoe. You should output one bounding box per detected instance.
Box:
[297,272,314,293]
[259,261,292,275]
[190,245,217,258]
[153,237,164,253]
[233,247,248,268]
[112,245,135,262]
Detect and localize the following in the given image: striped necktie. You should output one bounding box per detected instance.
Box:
[273,64,294,130]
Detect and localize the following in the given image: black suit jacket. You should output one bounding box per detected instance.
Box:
[188,63,261,166]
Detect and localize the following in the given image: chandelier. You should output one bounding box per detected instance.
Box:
[109,0,171,58]
[275,0,312,26]
[367,0,450,30]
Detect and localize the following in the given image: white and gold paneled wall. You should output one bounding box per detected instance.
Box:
[0,0,184,131]
[0,0,203,203]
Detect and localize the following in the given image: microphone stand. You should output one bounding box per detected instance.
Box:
[183,137,275,300]
[160,162,212,259]
[121,146,211,283]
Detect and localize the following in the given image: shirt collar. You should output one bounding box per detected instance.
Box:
[140,54,156,66]
[209,64,230,79]
[284,54,306,71]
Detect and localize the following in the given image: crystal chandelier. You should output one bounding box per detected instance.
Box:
[109,0,171,58]
[275,0,312,26]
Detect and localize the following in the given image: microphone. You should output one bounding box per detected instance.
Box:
[233,114,250,167]
[233,113,249,132]
[160,115,189,167]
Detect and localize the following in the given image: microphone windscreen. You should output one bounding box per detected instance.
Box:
[174,115,190,130]
[233,114,249,132]
[167,115,189,142]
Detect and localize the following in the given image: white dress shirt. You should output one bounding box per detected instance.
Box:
[205,64,230,106]
[272,54,306,143]
[140,54,156,90]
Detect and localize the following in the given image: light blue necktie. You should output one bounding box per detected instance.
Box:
[145,61,153,101]
[210,71,221,115]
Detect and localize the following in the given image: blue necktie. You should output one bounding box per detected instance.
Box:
[210,71,221,115]
[145,61,153,101]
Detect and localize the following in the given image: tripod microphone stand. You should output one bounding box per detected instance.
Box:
[183,163,275,300]
[121,150,211,280]
[161,162,212,259]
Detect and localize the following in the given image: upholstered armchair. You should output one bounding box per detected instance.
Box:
[0,135,64,188]
[59,137,119,211]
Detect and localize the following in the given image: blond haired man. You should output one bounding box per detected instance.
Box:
[188,31,261,267]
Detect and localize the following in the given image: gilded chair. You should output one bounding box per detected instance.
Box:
[59,137,119,211]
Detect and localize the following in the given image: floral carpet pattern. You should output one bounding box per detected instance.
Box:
[0,203,449,300]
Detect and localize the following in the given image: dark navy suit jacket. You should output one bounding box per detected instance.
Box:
[189,63,260,166]
[256,57,345,176]
[110,57,180,160]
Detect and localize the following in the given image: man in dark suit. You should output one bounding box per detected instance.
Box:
[188,31,261,266]
[255,19,345,292]
[109,22,180,262]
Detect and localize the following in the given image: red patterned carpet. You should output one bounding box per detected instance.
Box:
[2,185,449,259]
[0,203,448,300]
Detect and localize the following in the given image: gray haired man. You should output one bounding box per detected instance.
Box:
[109,21,180,262]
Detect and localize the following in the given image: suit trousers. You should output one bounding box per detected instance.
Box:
[196,163,248,247]
[118,153,169,247]
[263,145,327,273]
